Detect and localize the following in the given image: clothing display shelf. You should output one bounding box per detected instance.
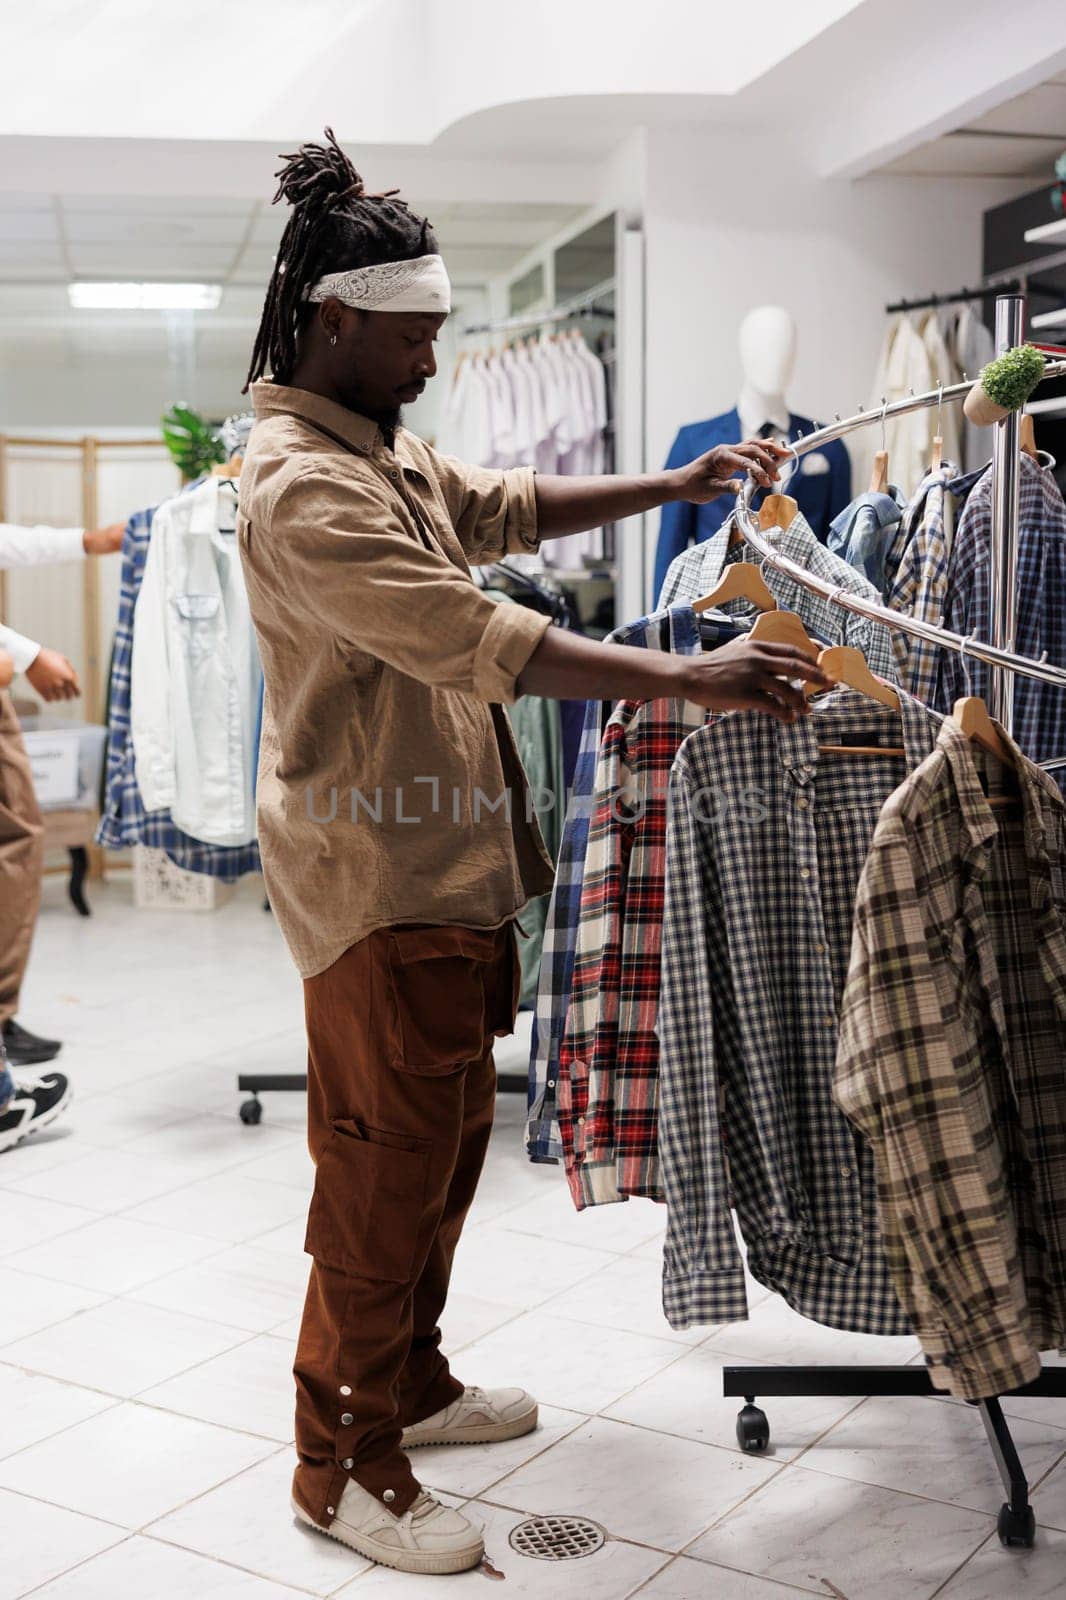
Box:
[726,296,1066,1550]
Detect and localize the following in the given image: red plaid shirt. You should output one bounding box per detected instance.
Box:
[558,693,712,1208]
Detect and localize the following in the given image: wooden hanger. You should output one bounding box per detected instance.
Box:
[952,697,1015,768]
[868,449,890,493]
[693,561,777,615]
[747,608,820,653]
[931,433,943,471]
[211,453,243,478]
[813,645,906,755]
[730,492,799,547]
[1020,413,1038,459]
[814,646,900,710]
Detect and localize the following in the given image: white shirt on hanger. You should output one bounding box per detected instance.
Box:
[515,337,547,464]
[500,347,537,467]
[131,478,260,848]
[484,352,517,469]
[951,305,997,473]
[857,314,936,495]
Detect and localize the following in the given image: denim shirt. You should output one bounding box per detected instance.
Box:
[827,486,907,595]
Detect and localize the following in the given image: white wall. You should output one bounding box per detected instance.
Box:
[641,127,1030,476]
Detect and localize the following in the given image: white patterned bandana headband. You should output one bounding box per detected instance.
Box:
[303,253,451,315]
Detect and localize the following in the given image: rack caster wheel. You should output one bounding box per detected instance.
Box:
[239,1096,263,1126]
[736,1402,770,1453]
[997,1503,1035,1548]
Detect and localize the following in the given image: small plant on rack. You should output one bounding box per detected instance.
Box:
[964,345,1046,426]
[161,403,226,482]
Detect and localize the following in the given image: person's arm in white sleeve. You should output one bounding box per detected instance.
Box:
[0,520,125,568]
[0,621,42,674]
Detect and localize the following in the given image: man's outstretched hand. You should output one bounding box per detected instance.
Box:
[679,634,827,722]
[671,439,791,504]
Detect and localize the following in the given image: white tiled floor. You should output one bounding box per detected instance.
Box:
[3,878,1065,1599]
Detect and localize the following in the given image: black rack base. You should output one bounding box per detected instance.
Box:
[236,1070,527,1124]
[723,1363,1066,1548]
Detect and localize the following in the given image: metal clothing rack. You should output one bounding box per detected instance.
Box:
[725,295,1066,1549]
[461,276,616,339]
[885,277,1061,315]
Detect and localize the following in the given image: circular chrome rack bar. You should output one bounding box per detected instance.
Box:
[733,357,1066,691]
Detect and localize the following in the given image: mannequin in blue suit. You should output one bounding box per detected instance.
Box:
[654,307,851,599]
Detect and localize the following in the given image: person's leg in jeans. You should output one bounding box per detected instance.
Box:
[293,921,514,1528]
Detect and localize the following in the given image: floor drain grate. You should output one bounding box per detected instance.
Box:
[508,1515,607,1561]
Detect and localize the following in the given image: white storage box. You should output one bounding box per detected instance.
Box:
[132,846,235,912]
[20,722,108,811]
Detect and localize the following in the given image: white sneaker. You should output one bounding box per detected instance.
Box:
[293,1478,484,1575]
[402,1385,538,1449]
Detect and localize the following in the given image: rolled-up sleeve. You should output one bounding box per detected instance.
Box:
[433,456,540,565]
[273,465,550,704]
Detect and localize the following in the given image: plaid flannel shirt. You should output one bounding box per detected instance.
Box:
[835,718,1066,1400]
[936,454,1066,785]
[97,505,261,880]
[884,464,958,704]
[525,606,710,1163]
[658,510,903,685]
[557,610,744,1208]
[658,688,943,1332]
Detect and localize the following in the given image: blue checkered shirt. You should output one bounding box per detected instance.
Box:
[525,605,742,1163]
[658,687,943,1331]
[936,454,1066,785]
[658,509,903,685]
[96,505,261,880]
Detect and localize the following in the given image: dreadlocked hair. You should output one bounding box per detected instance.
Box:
[243,127,437,391]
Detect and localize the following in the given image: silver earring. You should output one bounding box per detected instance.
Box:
[330,334,338,347]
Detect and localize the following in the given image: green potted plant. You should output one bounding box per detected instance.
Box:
[161,403,226,482]
[964,344,1046,427]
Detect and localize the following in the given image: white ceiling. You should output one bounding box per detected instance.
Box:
[0,194,585,295]
[876,73,1066,178]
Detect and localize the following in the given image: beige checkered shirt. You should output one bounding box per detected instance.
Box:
[835,718,1066,1400]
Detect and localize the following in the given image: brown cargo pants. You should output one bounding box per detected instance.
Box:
[0,692,45,1028]
[293,919,519,1528]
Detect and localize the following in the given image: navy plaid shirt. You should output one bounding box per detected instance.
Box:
[96,505,261,880]
[936,454,1066,787]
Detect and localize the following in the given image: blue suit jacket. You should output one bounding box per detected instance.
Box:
[654,409,852,600]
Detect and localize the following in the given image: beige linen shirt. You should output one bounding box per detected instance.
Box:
[238,382,555,978]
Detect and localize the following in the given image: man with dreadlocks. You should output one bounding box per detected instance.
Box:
[239,129,826,1576]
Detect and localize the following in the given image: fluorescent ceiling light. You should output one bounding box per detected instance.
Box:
[68,281,223,311]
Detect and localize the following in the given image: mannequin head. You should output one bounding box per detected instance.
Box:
[738,306,797,399]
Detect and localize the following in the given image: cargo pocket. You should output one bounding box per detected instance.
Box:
[486,922,521,1039]
[385,926,498,1075]
[305,1119,430,1283]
